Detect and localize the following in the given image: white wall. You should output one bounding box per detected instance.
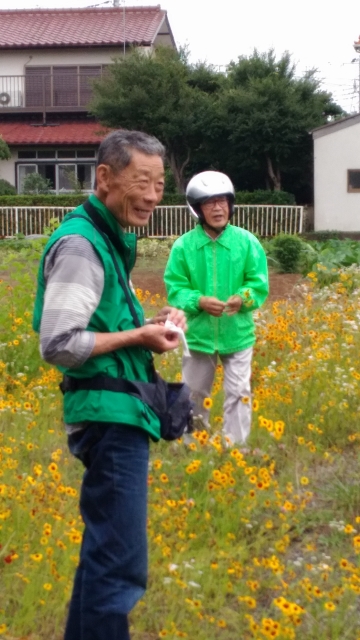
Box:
[0,151,16,186]
[0,46,151,75]
[314,121,360,231]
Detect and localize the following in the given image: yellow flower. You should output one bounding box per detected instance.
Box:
[300,476,309,485]
[324,601,336,611]
[203,397,213,410]
[43,583,52,591]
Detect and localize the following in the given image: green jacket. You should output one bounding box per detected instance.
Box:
[164,224,268,355]
[33,194,161,440]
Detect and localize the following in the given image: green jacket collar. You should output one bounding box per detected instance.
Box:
[195,223,232,250]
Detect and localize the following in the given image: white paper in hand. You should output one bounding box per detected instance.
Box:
[164,318,190,356]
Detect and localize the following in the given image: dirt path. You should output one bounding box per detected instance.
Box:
[131,268,303,302]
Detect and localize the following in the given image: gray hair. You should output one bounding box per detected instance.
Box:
[96,129,165,173]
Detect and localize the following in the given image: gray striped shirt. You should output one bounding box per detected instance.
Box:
[41,234,105,433]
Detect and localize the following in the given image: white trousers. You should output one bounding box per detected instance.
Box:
[182,347,253,444]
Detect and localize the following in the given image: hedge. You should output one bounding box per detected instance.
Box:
[0,189,295,207]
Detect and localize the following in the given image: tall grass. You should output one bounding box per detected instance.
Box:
[1,246,360,639]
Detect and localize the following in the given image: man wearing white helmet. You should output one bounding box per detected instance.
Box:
[164,171,269,444]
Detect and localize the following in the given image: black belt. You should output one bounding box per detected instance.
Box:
[60,374,151,397]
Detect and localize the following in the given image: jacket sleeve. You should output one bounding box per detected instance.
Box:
[236,237,269,313]
[164,242,202,315]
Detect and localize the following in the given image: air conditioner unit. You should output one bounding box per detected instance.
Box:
[0,91,23,107]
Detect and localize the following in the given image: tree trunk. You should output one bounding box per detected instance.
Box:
[167,149,190,194]
[266,156,281,191]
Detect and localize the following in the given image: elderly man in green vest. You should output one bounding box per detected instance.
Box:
[33,130,186,640]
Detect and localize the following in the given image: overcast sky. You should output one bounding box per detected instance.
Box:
[3,0,360,113]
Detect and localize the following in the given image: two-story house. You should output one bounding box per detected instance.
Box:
[0,6,175,193]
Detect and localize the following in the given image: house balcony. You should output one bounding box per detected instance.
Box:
[0,71,103,113]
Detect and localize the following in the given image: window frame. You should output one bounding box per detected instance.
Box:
[347,169,360,193]
[16,159,95,194]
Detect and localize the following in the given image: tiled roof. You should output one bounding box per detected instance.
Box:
[0,121,109,145]
[0,6,168,49]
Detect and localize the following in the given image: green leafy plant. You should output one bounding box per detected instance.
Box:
[0,134,11,160]
[43,217,60,237]
[22,173,52,194]
[0,178,16,195]
[271,233,304,272]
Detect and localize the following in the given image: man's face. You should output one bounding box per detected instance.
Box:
[96,150,165,227]
[200,196,230,231]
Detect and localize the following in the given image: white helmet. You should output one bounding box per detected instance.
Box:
[186,171,235,222]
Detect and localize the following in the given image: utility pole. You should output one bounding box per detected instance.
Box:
[112,0,125,55]
[353,37,360,112]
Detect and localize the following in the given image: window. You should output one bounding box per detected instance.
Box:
[38,164,56,190]
[18,165,37,191]
[77,149,96,158]
[18,149,96,160]
[37,149,56,159]
[18,150,36,159]
[25,65,104,108]
[58,164,76,191]
[348,170,360,193]
[17,161,95,194]
[77,164,93,190]
[58,150,76,159]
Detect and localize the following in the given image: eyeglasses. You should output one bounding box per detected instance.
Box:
[201,196,228,211]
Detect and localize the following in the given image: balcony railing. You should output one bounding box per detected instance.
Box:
[0,72,102,111]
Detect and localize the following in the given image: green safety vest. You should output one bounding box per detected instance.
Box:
[33,194,161,440]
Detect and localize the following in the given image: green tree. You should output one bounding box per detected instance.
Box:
[0,135,10,161]
[22,173,51,194]
[90,47,222,192]
[0,178,16,195]
[221,50,344,198]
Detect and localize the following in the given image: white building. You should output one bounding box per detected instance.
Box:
[313,114,360,232]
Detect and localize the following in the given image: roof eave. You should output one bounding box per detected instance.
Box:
[312,113,360,139]
[0,41,153,50]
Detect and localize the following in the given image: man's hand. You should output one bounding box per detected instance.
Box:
[225,295,242,316]
[199,296,226,317]
[149,306,187,331]
[140,323,180,354]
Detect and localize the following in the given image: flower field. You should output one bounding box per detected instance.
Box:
[1,243,360,639]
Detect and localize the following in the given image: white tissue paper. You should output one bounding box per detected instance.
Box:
[164,318,190,356]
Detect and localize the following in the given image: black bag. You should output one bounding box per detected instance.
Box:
[60,200,194,441]
[60,371,193,441]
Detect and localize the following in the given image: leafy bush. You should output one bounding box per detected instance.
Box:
[301,230,342,242]
[0,190,296,207]
[271,233,304,272]
[0,178,16,195]
[22,173,52,194]
[235,189,296,205]
[0,194,87,207]
[300,238,360,276]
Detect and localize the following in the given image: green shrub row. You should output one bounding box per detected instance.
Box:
[0,189,296,207]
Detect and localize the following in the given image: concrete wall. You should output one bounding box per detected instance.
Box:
[0,46,151,75]
[314,121,360,231]
[0,151,16,186]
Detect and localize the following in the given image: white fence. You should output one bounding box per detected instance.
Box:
[0,204,304,238]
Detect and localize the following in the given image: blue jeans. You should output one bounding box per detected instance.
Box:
[64,423,149,640]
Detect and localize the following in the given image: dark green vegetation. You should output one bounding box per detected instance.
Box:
[90,48,343,201]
